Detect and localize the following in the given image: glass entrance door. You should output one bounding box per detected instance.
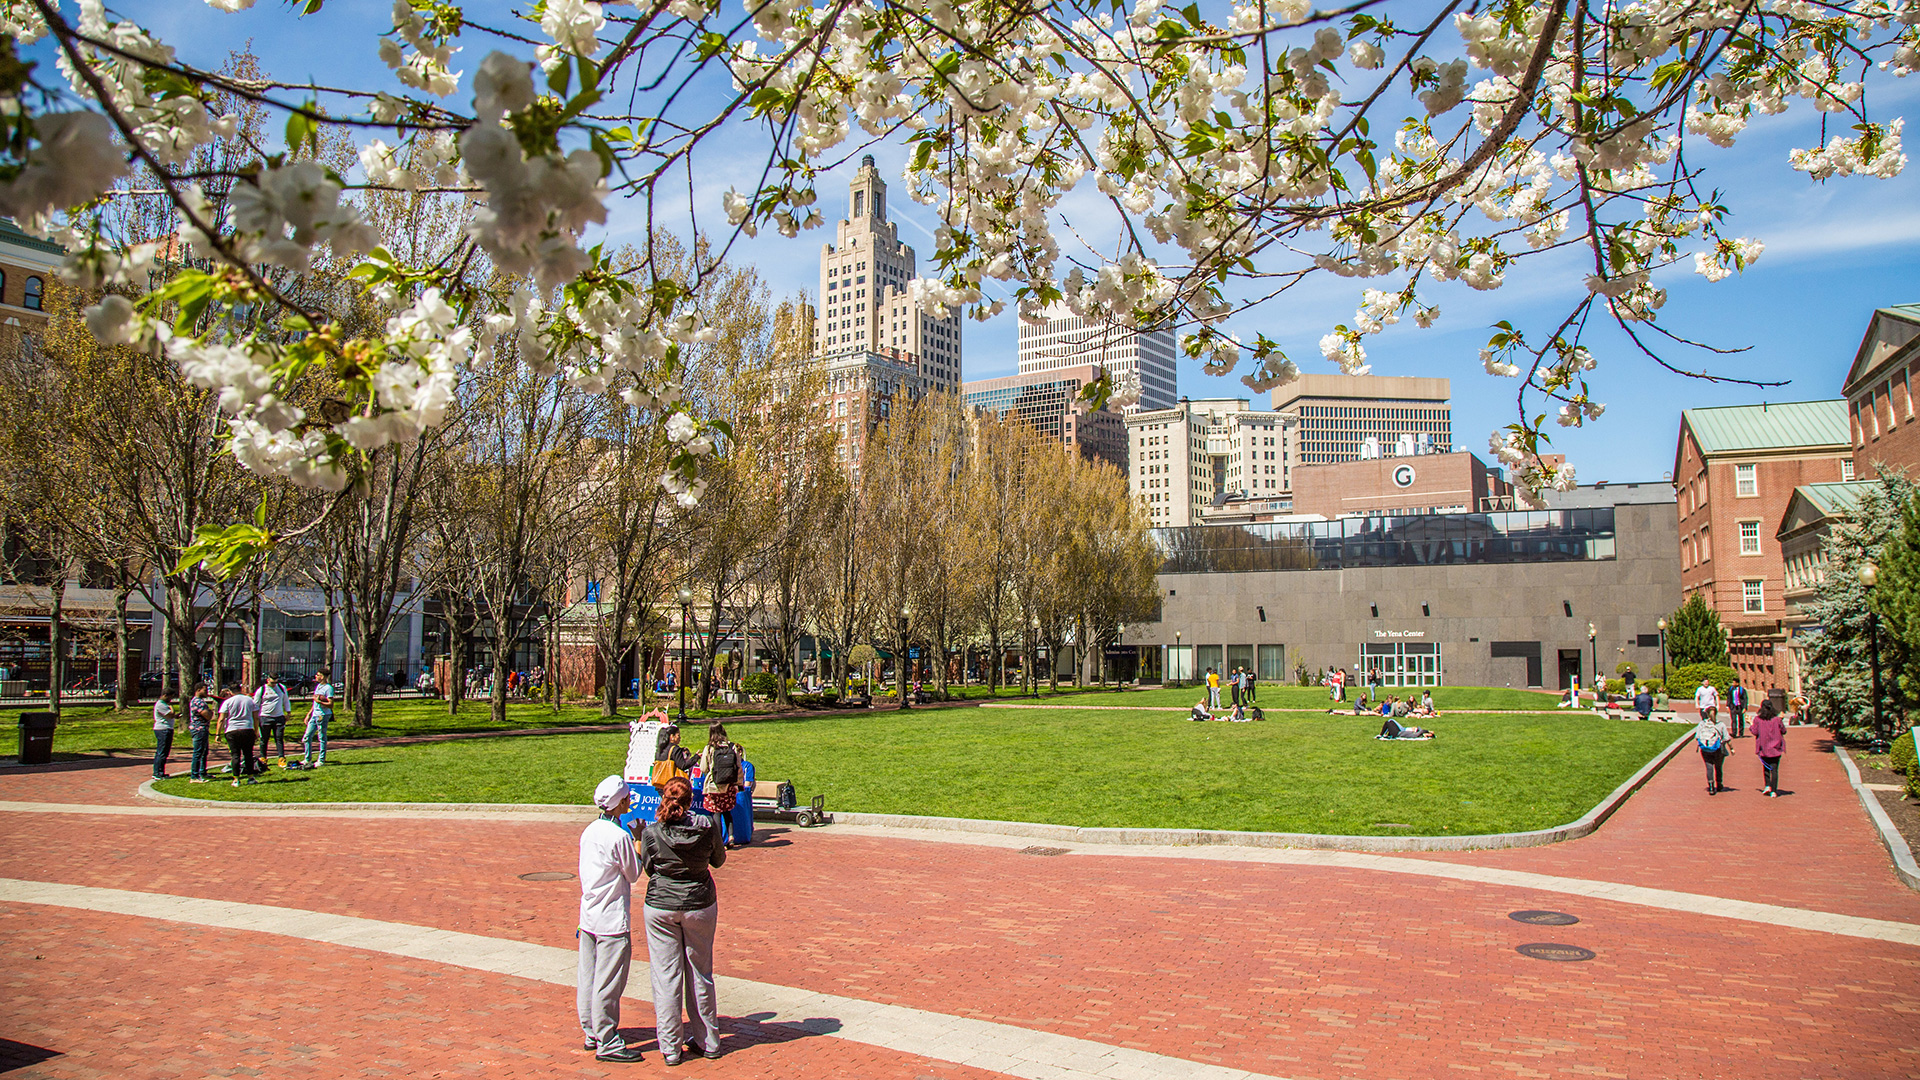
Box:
[1357,642,1442,687]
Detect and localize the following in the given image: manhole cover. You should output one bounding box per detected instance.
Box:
[518,871,576,881]
[1515,942,1595,962]
[1020,846,1070,857]
[1509,910,1580,926]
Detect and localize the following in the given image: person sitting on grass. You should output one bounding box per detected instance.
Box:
[1190,700,1212,722]
[1349,692,1372,716]
[1228,702,1246,722]
[1378,696,1394,717]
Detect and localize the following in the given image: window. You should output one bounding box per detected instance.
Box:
[1734,463,1757,497]
[1739,520,1761,554]
[22,275,42,311]
[1742,579,1764,614]
[1842,459,1856,481]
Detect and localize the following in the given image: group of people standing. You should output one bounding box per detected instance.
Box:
[1692,679,1787,797]
[1203,666,1257,709]
[576,722,755,1064]
[152,673,335,784]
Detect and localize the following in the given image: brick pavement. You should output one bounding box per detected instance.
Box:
[1426,726,1920,924]
[1,728,1917,1078]
[0,904,1002,1080]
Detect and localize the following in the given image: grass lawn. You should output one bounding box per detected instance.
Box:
[152,705,1681,836]
[1032,684,1567,711]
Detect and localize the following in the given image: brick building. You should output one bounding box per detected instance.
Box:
[1288,451,1510,519]
[0,217,58,337]
[1842,303,1920,478]
[1673,400,1851,691]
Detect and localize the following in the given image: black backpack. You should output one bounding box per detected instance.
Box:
[708,742,739,786]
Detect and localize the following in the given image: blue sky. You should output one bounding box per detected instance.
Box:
[105,0,1920,483]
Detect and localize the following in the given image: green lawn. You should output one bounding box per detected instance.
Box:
[152,705,1680,836]
[1033,684,1567,711]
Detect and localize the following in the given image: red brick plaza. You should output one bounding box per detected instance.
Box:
[2,726,1916,1080]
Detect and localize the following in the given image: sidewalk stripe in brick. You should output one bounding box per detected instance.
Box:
[824,823,1920,948]
[0,876,1292,1080]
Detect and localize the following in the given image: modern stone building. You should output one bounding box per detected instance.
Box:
[1270,374,1452,464]
[1127,484,1680,690]
[1673,400,1851,691]
[1016,302,1178,412]
[961,363,1127,469]
[1125,397,1294,528]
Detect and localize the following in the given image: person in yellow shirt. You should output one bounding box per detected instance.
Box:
[1206,668,1221,709]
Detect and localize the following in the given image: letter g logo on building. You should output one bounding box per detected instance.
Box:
[1392,464,1416,488]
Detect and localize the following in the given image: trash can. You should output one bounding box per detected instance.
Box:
[16,711,56,765]
[1767,688,1787,716]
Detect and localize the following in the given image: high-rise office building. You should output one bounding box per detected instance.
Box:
[962,364,1128,469]
[1126,398,1294,527]
[817,155,961,395]
[1270,374,1452,464]
[1017,302,1177,412]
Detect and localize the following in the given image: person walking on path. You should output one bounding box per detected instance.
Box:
[1694,679,1720,727]
[301,677,334,768]
[254,674,291,768]
[578,774,645,1063]
[641,775,727,1065]
[151,695,175,780]
[1694,708,1731,795]
[1727,677,1748,739]
[1752,700,1786,796]
[187,684,217,783]
[217,686,259,787]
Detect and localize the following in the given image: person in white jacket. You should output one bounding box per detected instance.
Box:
[253,674,292,767]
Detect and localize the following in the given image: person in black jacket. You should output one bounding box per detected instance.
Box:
[642,776,727,1065]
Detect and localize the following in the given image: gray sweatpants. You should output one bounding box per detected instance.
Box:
[644,903,720,1055]
[577,929,633,1052]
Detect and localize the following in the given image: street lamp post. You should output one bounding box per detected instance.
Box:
[1030,617,1042,698]
[897,604,911,710]
[676,586,693,725]
[1174,630,1182,688]
[1657,617,1668,689]
[1587,622,1597,702]
[1862,561,1885,738]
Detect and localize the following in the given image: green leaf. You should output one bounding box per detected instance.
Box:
[174,521,274,582]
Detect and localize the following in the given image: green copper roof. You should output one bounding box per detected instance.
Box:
[1794,480,1872,517]
[1878,303,1920,322]
[1681,399,1848,455]
[0,217,65,255]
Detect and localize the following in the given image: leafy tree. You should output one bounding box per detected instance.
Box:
[1867,481,1920,728]
[1664,592,1727,667]
[1804,472,1917,737]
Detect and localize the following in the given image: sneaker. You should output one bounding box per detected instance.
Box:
[659,1054,682,1067]
[152,774,168,780]
[702,1048,723,1060]
[583,1038,596,1051]
[594,1047,644,1063]
[231,780,240,788]
[244,778,258,785]
[191,778,208,784]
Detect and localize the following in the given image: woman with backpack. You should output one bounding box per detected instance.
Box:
[1752,699,1786,796]
[1695,707,1731,795]
[699,725,745,848]
[641,775,726,1065]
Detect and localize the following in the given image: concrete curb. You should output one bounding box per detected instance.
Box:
[137,780,591,818]
[1833,746,1920,892]
[829,730,1696,853]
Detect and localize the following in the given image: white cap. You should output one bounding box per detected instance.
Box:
[593,774,629,811]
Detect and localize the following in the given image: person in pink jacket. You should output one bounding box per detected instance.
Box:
[1752,699,1786,797]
